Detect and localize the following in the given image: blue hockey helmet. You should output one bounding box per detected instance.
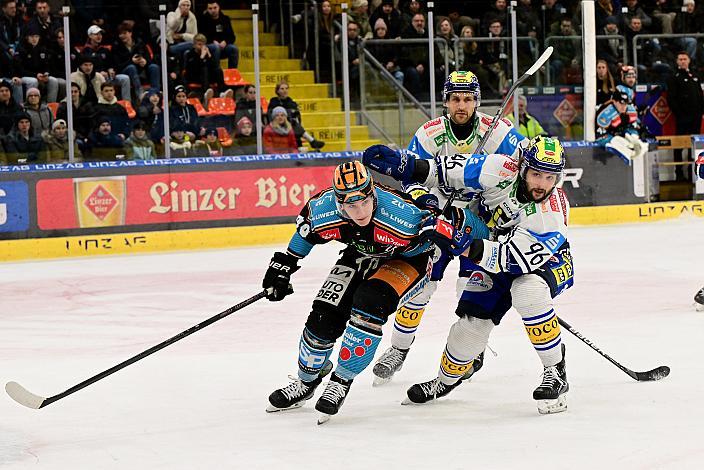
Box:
[442,71,481,106]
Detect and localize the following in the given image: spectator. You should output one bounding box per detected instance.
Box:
[596,59,617,105]
[1,0,22,62]
[0,78,22,137]
[232,115,257,155]
[458,26,491,88]
[13,23,60,104]
[137,89,165,142]
[369,0,403,38]
[400,0,424,31]
[595,86,644,163]
[83,24,132,102]
[624,16,664,75]
[483,20,509,92]
[368,18,403,83]
[94,82,130,140]
[169,122,193,157]
[263,106,297,154]
[337,21,361,102]
[596,15,624,72]
[623,0,652,31]
[506,95,547,138]
[594,0,615,31]
[57,82,95,140]
[651,0,677,34]
[24,0,60,45]
[166,0,198,60]
[170,84,201,140]
[349,0,372,39]
[87,116,125,161]
[113,22,161,99]
[182,33,230,101]
[549,16,581,84]
[42,118,82,162]
[436,17,462,76]
[445,6,480,37]
[400,13,429,99]
[307,0,337,82]
[193,126,223,156]
[23,87,52,137]
[2,112,46,164]
[124,120,157,160]
[47,28,67,101]
[517,0,541,38]
[267,80,324,150]
[70,55,105,105]
[674,0,702,62]
[482,0,508,35]
[234,84,262,127]
[198,1,239,69]
[666,51,704,180]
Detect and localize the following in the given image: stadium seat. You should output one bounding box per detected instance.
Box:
[261,97,268,114]
[207,97,236,116]
[117,100,136,119]
[47,102,59,118]
[223,69,250,87]
[217,127,233,147]
[187,97,211,117]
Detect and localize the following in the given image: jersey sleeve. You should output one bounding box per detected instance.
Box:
[285,191,334,259]
[437,153,517,193]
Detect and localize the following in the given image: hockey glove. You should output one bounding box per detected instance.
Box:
[413,192,442,215]
[262,252,300,301]
[419,208,490,256]
[362,144,416,183]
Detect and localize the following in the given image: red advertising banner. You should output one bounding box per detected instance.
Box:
[36,166,336,230]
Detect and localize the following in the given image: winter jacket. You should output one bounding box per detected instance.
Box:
[42,130,83,162]
[70,69,105,104]
[2,128,46,164]
[198,12,235,43]
[263,125,297,154]
[0,98,23,136]
[87,131,125,161]
[124,134,157,160]
[169,135,193,157]
[94,96,131,137]
[166,11,197,45]
[24,103,53,138]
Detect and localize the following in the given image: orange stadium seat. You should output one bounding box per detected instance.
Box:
[47,102,59,118]
[117,100,136,119]
[207,97,236,116]
[217,127,233,147]
[187,97,210,117]
[261,97,268,114]
[223,69,250,87]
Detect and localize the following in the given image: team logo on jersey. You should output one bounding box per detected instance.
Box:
[464,271,493,291]
[319,228,341,240]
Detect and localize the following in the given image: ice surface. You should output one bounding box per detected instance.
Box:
[1,218,703,469]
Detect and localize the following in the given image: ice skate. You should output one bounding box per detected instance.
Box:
[266,361,332,412]
[402,377,463,405]
[372,346,409,386]
[315,373,352,424]
[534,344,568,414]
[695,287,704,311]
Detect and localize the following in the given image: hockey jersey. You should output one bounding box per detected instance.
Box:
[406,112,526,204]
[286,184,435,260]
[595,101,639,145]
[424,152,570,275]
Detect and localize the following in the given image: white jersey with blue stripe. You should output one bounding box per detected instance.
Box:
[424,152,570,275]
[406,112,526,206]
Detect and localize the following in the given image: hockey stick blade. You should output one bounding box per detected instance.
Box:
[635,366,670,382]
[5,381,47,409]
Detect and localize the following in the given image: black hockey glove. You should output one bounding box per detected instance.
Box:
[262,252,300,301]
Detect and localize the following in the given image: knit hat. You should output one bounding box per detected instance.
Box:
[374,18,387,31]
[205,127,218,137]
[132,120,147,130]
[16,112,31,124]
[26,87,41,98]
[352,0,368,8]
[0,79,13,92]
[52,119,67,130]
[605,16,618,25]
[236,116,253,133]
[271,106,287,117]
[96,115,111,126]
[25,22,42,36]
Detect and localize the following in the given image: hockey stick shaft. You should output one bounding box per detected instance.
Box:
[441,47,554,214]
[558,317,670,382]
[6,289,270,409]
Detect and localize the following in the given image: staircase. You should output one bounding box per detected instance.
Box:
[222,9,381,152]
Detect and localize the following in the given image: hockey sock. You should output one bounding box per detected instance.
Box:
[297,328,334,383]
[334,316,382,381]
[512,275,562,367]
[390,280,436,350]
[439,315,493,385]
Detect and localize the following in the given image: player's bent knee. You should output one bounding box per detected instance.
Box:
[511,275,552,314]
[352,279,399,324]
[305,304,349,341]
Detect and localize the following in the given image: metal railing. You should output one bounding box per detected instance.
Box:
[544,35,626,85]
[632,33,704,77]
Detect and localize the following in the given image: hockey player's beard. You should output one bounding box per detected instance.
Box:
[518,178,551,204]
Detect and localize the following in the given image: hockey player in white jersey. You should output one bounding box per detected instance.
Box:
[364,136,573,414]
[371,71,527,385]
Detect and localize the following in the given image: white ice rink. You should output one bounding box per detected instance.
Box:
[1,218,703,469]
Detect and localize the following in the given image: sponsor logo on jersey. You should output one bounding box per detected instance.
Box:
[373,227,410,246]
[464,270,493,291]
[319,228,341,240]
[696,151,704,165]
[502,160,518,173]
[481,116,493,127]
[423,118,442,129]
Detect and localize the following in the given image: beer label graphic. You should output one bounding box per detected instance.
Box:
[74,177,126,228]
[83,184,118,221]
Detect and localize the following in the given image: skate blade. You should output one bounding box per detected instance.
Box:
[401,396,432,406]
[695,303,704,312]
[536,395,567,415]
[266,401,305,413]
[372,375,392,387]
[317,413,332,425]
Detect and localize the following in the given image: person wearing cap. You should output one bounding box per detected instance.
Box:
[169,122,193,157]
[263,106,298,154]
[42,118,83,162]
[124,120,157,160]
[137,89,165,142]
[86,116,125,161]
[596,15,624,72]
[23,87,52,138]
[83,24,132,102]
[70,54,106,105]
[194,127,223,157]
[0,79,23,136]
[2,112,46,165]
[166,0,198,59]
[596,85,644,163]
[369,0,402,38]
[170,84,201,140]
[232,115,257,155]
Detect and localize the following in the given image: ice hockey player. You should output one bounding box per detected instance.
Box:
[263,161,488,423]
[596,85,646,164]
[363,136,574,414]
[370,71,527,385]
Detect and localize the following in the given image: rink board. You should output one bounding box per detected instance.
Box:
[0,200,702,262]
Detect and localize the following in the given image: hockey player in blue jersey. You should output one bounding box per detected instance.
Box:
[364,136,574,414]
[596,85,647,164]
[370,71,527,385]
[263,161,488,423]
